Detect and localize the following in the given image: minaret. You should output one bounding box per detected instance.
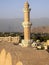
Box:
[22,1,32,47]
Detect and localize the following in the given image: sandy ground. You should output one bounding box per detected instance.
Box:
[0,42,49,65]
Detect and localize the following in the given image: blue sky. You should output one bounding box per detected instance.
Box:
[0,0,49,19]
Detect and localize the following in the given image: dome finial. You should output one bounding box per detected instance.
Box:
[25,0,28,4]
[24,0,29,7]
[26,0,28,2]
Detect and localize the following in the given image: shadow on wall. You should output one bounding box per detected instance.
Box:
[0,49,23,65]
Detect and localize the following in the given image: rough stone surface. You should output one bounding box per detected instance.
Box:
[16,61,23,65]
[0,49,12,65]
[0,49,6,65]
[5,53,12,65]
[0,42,49,65]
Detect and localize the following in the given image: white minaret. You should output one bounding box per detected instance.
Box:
[22,1,32,47]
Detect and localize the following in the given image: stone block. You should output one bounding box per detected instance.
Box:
[16,61,23,65]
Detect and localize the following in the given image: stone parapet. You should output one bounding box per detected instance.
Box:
[22,22,32,28]
[0,36,20,43]
[23,8,31,12]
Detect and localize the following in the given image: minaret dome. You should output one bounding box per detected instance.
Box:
[24,1,29,8]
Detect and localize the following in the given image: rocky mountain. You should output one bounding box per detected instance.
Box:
[32,26,49,33]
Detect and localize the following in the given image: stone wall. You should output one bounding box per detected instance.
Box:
[0,36,20,43]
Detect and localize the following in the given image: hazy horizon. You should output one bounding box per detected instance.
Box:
[0,18,49,32]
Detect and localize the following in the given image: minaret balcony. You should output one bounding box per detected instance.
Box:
[22,22,32,28]
[23,8,31,12]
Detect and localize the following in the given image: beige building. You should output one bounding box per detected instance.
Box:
[22,1,32,47]
[0,36,20,44]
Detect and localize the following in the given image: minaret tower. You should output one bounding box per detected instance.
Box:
[22,1,32,47]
